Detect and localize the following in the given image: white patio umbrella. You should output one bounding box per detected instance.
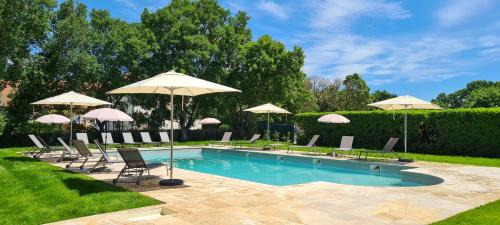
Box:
[317,114,350,124]
[35,114,71,135]
[82,108,133,152]
[31,91,112,142]
[82,108,133,122]
[198,117,221,125]
[318,114,350,150]
[35,114,70,124]
[368,95,442,158]
[108,70,240,186]
[244,103,292,140]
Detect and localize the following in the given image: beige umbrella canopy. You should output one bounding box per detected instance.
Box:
[35,114,70,124]
[368,95,442,157]
[32,91,112,142]
[368,95,442,110]
[317,114,350,124]
[244,103,292,140]
[198,118,221,125]
[108,70,240,186]
[82,108,133,122]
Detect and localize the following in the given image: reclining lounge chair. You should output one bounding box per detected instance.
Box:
[67,140,92,169]
[90,139,121,173]
[334,136,354,157]
[140,132,160,146]
[122,132,142,146]
[287,135,320,153]
[57,138,79,162]
[113,148,162,185]
[212,132,232,146]
[76,132,90,145]
[235,134,261,149]
[358,137,400,160]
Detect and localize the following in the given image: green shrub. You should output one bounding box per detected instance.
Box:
[295,108,500,157]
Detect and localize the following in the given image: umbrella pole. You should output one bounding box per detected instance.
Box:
[169,90,174,179]
[267,112,270,141]
[159,89,184,186]
[404,106,408,156]
[70,103,73,143]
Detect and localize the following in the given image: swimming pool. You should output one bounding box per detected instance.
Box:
[112,148,443,187]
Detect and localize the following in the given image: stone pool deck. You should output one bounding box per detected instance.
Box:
[47,147,500,225]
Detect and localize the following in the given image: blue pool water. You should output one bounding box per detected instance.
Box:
[111,148,440,187]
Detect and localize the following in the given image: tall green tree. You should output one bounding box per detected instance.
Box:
[371,90,397,102]
[308,76,340,112]
[0,0,56,82]
[463,86,500,108]
[432,80,499,108]
[139,0,251,139]
[338,73,371,110]
[224,35,316,135]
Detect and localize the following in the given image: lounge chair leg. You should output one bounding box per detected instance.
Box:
[79,157,89,169]
[137,170,145,185]
[114,167,126,184]
[66,159,75,168]
[57,152,66,162]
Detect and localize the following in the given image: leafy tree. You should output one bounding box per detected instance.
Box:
[338,73,371,110]
[308,76,340,112]
[463,86,500,108]
[224,35,316,135]
[139,0,252,139]
[0,0,56,82]
[432,80,499,108]
[371,90,397,102]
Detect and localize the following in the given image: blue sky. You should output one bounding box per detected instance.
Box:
[78,0,500,100]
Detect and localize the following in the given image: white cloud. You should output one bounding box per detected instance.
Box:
[437,0,492,27]
[307,0,411,29]
[257,0,288,20]
[112,0,171,13]
[112,0,139,11]
[302,33,484,84]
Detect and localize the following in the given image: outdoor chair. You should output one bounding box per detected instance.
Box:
[67,140,93,169]
[358,137,400,160]
[101,132,116,145]
[90,139,121,173]
[333,136,354,157]
[235,134,261,149]
[31,135,65,159]
[113,148,163,185]
[287,135,320,153]
[56,138,79,162]
[122,132,142,146]
[76,133,90,145]
[212,132,232,146]
[140,132,160,146]
[28,134,46,156]
[159,131,173,145]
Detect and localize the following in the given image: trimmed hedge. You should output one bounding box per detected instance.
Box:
[295,108,500,157]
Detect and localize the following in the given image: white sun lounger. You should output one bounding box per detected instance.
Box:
[76,133,90,145]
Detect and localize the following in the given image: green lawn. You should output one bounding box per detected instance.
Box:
[176,140,500,168]
[0,147,161,225]
[431,200,500,225]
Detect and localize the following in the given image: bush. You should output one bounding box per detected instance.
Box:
[295,108,500,157]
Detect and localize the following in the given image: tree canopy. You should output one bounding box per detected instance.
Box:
[432,80,500,108]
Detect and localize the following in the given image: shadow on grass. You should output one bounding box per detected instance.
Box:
[63,177,129,196]
[2,156,40,163]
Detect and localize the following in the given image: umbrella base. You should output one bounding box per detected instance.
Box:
[159,178,184,186]
[398,158,414,162]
